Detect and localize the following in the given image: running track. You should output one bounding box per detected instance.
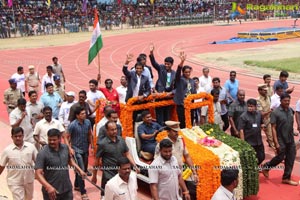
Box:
[0,19,300,199]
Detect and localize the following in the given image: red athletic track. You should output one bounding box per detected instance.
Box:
[0,19,300,200]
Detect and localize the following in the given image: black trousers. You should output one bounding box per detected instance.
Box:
[155,106,172,126]
[263,141,296,180]
[177,105,186,129]
[221,112,229,131]
[252,144,265,165]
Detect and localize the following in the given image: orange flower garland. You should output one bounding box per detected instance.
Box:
[184,92,214,128]
[93,98,108,147]
[119,93,176,137]
[156,130,221,200]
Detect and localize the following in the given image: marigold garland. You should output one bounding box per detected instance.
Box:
[184,92,214,128]
[156,130,221,200]
[120,93,177,137]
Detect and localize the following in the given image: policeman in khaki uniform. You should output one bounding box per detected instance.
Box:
[256,84,275,152]
[3,78,23,114]
[155,121,198,200]
[25,65,40,94]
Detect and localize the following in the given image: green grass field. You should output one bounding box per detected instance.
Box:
[244,57,300,73]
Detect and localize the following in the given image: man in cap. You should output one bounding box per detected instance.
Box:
[53,75,65,100]
[11,66,25,96]
[256,84,275,152]
[25,65,40,94]
[59,91,76,128]
[155,121,198,200]
[4,78,23,114]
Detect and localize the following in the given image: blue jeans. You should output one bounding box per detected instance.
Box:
[74,152,88,194]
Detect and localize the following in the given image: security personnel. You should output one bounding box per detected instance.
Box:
[256,84,275,152]
[3,78,23,114]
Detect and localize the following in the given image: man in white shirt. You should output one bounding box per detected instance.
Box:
[199,67,212,93]
[41,66,55,94]
[149,139,190,200]
[27,90,44,128]
[211,169,239,200]
[33,106,65,149]
[11,66,26,96]
[10,98,34,144]
[201,89,223,130]
[270,85,284,110]
[104,157,137,200]
[116,76,127,104]
[0,127,37,200]
[59,91,76,128]
[86,79,106,127]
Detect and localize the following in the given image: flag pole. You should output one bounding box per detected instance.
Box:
[97,9,101,84]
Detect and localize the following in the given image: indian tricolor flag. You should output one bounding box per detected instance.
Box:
[88,9,103,65]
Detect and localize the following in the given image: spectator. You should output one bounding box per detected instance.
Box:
[0,127,37,200]
[63,107,93,199]
[26,90,44,128]
[270,85,284,110]
[99,79,120,115]
[149,139,191,200]
[11,66,26,96]
[86,79,106,128]
[273,71,294,94]
[52,56,66,86]
[59,91,76,128]
[40,83,63,119]
[212,77,229,131]
[263,74,273,98]
[201,88,223,130]
[9,98,34,144]
[104,157,138,200]
[199,67,212,93]
[224,71,239,104]
[33,106,65,150]
[68,90,92,122]
[211,169,239,200]
[41,66,55,94]
[116,76,128,104]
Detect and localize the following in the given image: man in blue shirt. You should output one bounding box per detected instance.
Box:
[63,107,93,199]
[224,71,239,104]
[273,71,294,94]
[138,110,162,160]
[40,83,63,119]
